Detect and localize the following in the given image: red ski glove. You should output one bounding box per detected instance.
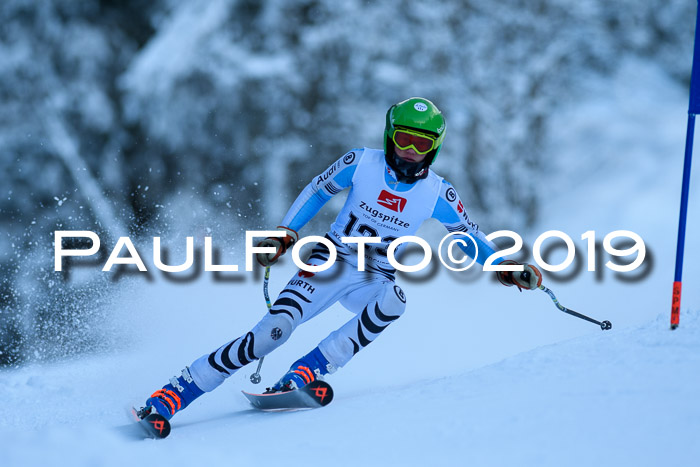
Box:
[256,226,299,267]
[496,260,542,291]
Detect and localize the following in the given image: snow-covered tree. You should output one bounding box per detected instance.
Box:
[0,0,694,365]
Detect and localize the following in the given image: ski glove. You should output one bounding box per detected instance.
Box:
[496,260,542,291]
[256,226,299,267]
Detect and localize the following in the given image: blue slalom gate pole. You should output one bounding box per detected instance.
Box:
[671,1,700,330]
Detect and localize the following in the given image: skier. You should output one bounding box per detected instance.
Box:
[141,97,542,420]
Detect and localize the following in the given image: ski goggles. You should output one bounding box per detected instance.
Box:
[391,128,437,155]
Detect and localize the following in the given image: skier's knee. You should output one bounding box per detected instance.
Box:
[377,283,407,319]
[251,312,294,356]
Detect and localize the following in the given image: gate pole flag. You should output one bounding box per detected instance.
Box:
[672,0,700,330]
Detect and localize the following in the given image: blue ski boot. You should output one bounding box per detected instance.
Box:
[144,367,204,420]
[265,346,335,393]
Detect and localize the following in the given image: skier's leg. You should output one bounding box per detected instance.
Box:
[146,314,299,419]
[270,278,406,391]
[189,263,354,390]
[187,309,295,393]
[144,260,354,418]
[319,279,406,368]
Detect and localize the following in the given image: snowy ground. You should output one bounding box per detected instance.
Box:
[1,58,699,466]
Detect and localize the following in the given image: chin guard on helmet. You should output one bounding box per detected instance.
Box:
[385,141,433,184]
[383,97,446,184]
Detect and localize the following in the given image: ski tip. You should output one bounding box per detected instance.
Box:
[144,412,171,438]
[242,380,334,410]
[306,380,334,407]
[131,406,171,439]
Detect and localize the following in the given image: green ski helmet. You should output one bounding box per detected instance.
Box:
[384,97,446,183]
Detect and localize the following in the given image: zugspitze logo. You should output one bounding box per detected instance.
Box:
[377,190,407,212]
[414,102,428,112]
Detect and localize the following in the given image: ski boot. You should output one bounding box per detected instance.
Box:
[265,346,334,394]
[142,367,204,420]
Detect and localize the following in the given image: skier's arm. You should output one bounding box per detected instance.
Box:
[431,181,502,266]
[432,180,542,290]
[281,150,361,232]
[257,150,361,266]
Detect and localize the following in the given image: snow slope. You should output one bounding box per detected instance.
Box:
[1,59,699,466]
[1,307,698,467]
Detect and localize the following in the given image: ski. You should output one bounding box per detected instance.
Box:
[242,380,334,411]
[129,406,171,439]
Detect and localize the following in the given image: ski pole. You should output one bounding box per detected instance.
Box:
[538,285,612,331]
[250,266,272,384]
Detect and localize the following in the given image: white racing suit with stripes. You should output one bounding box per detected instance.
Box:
[188,148,500,392]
